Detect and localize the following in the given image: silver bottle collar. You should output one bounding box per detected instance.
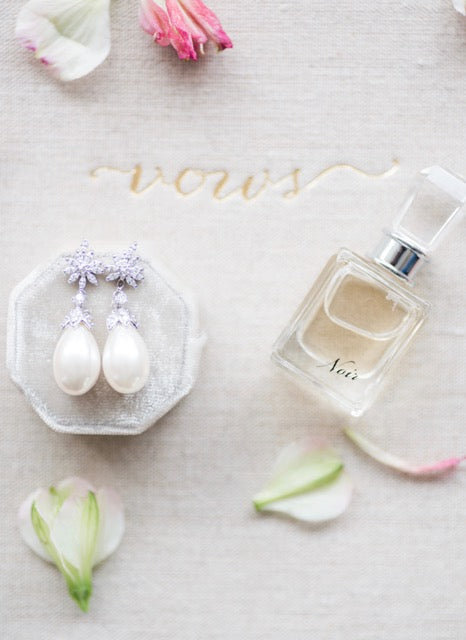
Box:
[371,232,427,281]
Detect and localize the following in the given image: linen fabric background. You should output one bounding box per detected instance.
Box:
[1,1,465,638]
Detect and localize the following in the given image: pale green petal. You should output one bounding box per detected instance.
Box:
[261,471,353,523]
[18,489,51,562]
[31,502,78,583]
[253,441,343,510]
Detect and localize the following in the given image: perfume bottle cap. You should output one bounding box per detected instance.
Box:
[372,166,466,280]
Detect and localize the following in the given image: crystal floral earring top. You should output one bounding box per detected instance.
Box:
[272,166,466,416]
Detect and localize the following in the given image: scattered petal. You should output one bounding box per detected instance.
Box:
[453,0,466,16]
[253,440,353,522]
[179,0,232,50]
[140,0,171,45]
[262,471,353,523]
[140,0,232,60]
[15,0,111,81]
[344,427,466,476]
[18,477,124,612]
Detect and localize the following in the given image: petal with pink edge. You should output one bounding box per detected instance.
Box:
[15,0,111,81]
[344,427,466,476]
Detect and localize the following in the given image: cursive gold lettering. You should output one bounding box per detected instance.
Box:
[241,170,270,201]
[205,170,241,201]
[90,160,399,203]
[174,168,206,196]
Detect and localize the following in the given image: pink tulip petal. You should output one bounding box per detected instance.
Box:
[344,427,466,476]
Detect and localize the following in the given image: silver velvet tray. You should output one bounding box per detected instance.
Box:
[7,251,205,435]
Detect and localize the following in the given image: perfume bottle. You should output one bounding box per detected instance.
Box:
[272,166,466,416]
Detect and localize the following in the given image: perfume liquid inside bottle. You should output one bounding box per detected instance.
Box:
[273,249,428,416]
[272,166,466,416]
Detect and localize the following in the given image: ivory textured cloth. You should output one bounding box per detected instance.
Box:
[1,1,465,638]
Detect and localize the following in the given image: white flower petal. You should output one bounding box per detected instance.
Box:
[50,495,88,570]
[253,440,343,510]
[261,471,353,523]
[18,478,124,612]
[253,439,353,523]
[18,488,51,562]
[15,0,111,81]
[33,486,59,524]
[453,0,466,16]
[93,487,125,565]
[56,476,95,498]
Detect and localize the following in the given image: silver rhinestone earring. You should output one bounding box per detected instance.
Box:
[102,243,150,394]
[53,240,105,396]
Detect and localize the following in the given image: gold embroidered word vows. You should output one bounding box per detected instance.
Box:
[90,161,399,202]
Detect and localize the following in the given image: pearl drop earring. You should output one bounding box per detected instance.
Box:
[53,240,104,396]
[102,243,150,394]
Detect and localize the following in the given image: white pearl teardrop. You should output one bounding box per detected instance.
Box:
[53,325,101,396]
[102,324,150,394]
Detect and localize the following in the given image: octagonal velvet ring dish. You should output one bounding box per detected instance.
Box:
[6,249,206,435]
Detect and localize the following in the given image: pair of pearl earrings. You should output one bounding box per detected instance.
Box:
[53,241,150,396]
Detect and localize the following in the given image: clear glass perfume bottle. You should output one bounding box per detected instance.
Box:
[272,166,466,416]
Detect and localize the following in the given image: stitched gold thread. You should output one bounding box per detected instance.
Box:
[90,160,399,202]
[205,170,238,201]
[242,170,271,201]
[174,168,207,196]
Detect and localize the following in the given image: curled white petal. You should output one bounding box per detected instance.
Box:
[453,0,466,16]
[15,0,111,81]
[262,471,353,523]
